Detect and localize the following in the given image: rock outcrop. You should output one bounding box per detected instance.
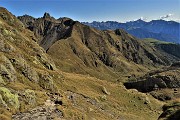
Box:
[18,13,75,51]
[124,75,180,92]
[124,65,180,101]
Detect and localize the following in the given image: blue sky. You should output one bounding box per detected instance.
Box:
[0,0,179,22]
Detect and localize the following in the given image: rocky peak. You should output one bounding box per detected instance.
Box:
[60,17,76,26]
[0,7,7,12]
[17,14,36,28]
[115,29,129,36]
[43,12,51,19]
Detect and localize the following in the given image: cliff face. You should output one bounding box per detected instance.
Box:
[124,63,180,101]
[18,14,75,51]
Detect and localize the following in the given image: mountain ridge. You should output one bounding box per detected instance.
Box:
[16,13,180,84]
[17,13,180,81]
[82,19,180,43]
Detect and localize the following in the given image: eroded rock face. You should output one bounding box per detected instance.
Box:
[0,37,16,53]
[18,13,75,51]
[36,53,56,70]
[10,57,39,82]
[124,75,180,92]
[23,89,36,105]
[39,73,55,91]
[124,66,180,101]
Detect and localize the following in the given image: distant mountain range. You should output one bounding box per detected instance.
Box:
[82,19,180,43]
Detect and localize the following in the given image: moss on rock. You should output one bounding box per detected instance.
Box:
[0,87,19,110]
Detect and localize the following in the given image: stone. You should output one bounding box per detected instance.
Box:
[24,89,36,105]
[138,96,151,104]
[102,86,110,95]
[39,73,55,91]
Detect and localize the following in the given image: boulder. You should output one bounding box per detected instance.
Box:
[39,73,55,91]
[124,75,180,93]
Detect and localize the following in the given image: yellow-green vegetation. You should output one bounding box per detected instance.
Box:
[0,87,19,110]
[144,38,172,45]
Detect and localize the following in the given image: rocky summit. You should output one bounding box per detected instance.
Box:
[0,7,180,120]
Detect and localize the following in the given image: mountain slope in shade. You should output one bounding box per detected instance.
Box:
[82,19,180,43]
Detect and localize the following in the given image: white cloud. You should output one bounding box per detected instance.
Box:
[160,14,173,19]
[140,16,148,21]
[174,19,180,23]
[131,17,148,21]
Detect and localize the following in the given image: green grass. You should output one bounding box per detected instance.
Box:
[143,38,173,45]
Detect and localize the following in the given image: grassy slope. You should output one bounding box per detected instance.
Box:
[54,72,163,120]
[0,7,172,120]
[143,38,172,45]
[0,7,59,119]
[47,22,165,81]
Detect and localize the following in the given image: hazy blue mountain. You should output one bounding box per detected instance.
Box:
[82,19,180,43]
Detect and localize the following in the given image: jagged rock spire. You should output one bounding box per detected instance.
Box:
[43,12,51,18]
